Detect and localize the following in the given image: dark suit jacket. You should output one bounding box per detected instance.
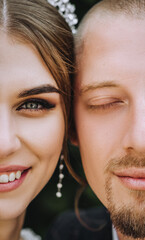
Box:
[45,207,113,240]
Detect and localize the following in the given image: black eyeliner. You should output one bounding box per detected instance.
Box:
[16,98,56,110]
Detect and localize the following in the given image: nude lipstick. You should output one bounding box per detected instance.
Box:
[0,166,30,192]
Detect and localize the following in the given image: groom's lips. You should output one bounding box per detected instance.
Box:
[114,168,145,190]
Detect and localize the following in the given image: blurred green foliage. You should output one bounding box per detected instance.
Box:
[24,144,102,238]
[23,0,102,238]
[72,0,99,21]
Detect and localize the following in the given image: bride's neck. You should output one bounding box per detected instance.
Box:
[0,211,25,240]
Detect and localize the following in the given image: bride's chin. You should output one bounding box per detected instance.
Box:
[0,201,27,221]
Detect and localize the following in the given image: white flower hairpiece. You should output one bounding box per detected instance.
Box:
[47,0,78,34]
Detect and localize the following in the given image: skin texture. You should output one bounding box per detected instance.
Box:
[74,16,145,240]
[0,32,64,239]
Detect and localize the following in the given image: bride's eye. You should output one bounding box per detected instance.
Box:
[20,102,43,109]
[16,99,55,112]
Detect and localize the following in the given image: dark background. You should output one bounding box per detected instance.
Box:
[23,0,102,238]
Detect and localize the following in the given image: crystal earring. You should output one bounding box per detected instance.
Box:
[56,154,64,198]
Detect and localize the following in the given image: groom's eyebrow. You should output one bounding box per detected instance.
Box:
[18,84,60,98]
[80,81,119,95]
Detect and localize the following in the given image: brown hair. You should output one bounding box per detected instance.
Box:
[0,0,76,176]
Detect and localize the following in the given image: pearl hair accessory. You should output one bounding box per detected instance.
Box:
[56,154,64,198]
[47,0,78,34]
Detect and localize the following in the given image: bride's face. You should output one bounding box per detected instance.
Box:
[0,32,65,219]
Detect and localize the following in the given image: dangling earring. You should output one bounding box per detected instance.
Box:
[56,154,64,198]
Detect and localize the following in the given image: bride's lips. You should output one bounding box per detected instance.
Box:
[114,168,145,190]
[0,166,30,192]
[0,165,29,172]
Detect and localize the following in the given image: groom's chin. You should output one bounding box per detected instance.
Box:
[109,205,145,239]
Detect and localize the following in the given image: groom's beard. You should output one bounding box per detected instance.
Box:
[104,155,145,239]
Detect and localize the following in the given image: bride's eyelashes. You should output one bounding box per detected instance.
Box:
[16,98,56,113]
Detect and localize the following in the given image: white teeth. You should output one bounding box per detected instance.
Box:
[9,172,15,182]
[0,171,22,183]
[16,171,21,180]
[0,174,9,183]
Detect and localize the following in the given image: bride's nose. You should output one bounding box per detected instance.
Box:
[0,109,21,159]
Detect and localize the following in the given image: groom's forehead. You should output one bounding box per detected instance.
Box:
[75,0,145,63]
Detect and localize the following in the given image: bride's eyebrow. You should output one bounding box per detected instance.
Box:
[18,84,60,98]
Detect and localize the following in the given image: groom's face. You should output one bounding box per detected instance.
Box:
[74,16,145,238]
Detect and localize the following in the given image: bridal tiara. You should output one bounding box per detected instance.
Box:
[47,0,78,34]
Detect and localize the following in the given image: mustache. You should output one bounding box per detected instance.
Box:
[105,154,145,173]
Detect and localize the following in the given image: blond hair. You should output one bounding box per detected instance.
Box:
[75,0,145,63]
